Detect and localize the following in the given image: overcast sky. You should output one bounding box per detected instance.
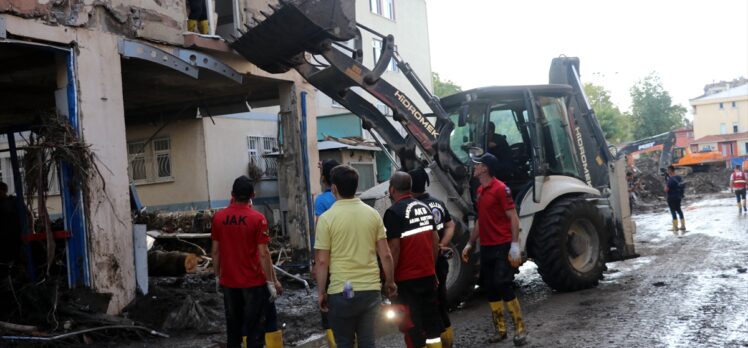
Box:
[426,0,748,118]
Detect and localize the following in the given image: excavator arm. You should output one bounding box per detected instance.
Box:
[228,0,468,186]
[616,131,675,173]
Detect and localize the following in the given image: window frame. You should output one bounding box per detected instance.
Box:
[350,161,377,193]
[127,137,174,185]
[370,0,395,20]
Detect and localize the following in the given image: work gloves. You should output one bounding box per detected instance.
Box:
[267,281,278,302]
[508,242,522,268]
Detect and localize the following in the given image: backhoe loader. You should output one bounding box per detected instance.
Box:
[226,0,637,303]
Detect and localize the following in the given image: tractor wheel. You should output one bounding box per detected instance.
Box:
[531,197,607,292]
[445,225,477,305]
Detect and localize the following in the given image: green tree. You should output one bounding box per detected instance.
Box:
[584,83,631,144]
[432,72,462,97]
[629,73,687,139]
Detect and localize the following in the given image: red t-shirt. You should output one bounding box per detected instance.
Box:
[211,203,270,288]
[476,177,516,246]
[384,196,436,282]
[732,171,746,189]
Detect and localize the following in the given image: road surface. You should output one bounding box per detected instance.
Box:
[377,194,748,347]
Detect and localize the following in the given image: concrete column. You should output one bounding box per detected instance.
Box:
[75,31,135,314]
[277,81,319,262]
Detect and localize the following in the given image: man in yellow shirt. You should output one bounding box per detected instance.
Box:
[315,165,397,348]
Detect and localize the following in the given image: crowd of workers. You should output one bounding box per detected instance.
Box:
[210,152,528,348]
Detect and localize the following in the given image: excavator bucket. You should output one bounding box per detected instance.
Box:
[230,0,357,73]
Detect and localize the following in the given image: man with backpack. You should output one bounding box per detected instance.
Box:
[664,165,685,233]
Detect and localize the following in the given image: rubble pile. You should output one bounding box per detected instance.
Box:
[631,154,733,212]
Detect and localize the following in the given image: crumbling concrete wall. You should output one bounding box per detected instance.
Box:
[278,82,320,261]
[0,0,187,45]
[75,30,135,315]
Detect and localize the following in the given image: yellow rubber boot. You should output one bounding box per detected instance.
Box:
[488,301,507,342]
[679,218,686,231]
[506,298,527,346]
[198,20,210,34]
[440,326,454,348]
[265,330,284,348]
[187,19,198,33]
[325,329,337,348]
[242,336,247,348]
[672,220,678,234]
[425,337,443,348]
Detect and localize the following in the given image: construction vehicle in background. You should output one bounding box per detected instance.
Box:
[617,131,727,175]
[226,0,637,304]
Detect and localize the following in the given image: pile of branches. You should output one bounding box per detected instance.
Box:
[22,113,105,275]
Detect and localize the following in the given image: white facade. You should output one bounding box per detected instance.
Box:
[315,0,434,138]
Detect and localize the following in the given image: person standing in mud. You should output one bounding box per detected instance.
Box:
[211,176,280,348]
[461,153,527,346]
[729,164,747,213]
[664,165,685,232]
[408,168,456,348]
[385,171,444,348]
[315,165,397,348]
[313,159,340,347]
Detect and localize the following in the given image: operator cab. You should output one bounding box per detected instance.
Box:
[439,85,583,206]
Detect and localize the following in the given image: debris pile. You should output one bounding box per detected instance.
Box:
[631,154,733,212]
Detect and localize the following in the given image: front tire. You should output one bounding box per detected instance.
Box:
[531,197,606,292]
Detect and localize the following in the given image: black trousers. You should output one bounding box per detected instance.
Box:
[435,256,451,327]
[223,285,269,348]
[735,189,747,203]
[667,197,684,220]
[187,0,208,20]
[395,276,444,347]
[480,243,516,302]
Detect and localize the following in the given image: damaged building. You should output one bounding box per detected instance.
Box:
[0,0,321,315]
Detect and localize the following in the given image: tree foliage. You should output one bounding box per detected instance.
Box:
[629,73,686,139]
[584,83,631,144]
[432,72,462,97]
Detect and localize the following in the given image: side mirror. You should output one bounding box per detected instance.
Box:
[458,104,469,127]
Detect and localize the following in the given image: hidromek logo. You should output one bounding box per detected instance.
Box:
[575,126,592,186]
[394,90,439,138]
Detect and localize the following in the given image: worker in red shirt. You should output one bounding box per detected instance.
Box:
[730,164,747,213]
[385,171,444,348]
[461,153,527,346]
[211,176,281,348]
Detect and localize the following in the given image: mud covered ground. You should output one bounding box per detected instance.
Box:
[377,193,748,347]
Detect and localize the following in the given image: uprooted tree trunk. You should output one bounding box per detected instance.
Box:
[147,251,199,276]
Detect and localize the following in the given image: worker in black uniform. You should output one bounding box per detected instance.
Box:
[408,168,455,348]
[385,172,444,348]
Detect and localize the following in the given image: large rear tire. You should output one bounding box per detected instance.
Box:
[445,225,477,305]
[530,197,607,292]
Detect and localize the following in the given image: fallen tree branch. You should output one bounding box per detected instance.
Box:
[0,325,169,341]
[0,321,37,333]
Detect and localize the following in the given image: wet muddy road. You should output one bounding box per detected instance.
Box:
[377,195,748,348]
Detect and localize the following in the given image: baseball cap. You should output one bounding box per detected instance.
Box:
[232,175,254,200]
[472,153,498,176]
[408,168,430,193]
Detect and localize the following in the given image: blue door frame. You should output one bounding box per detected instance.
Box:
[60,48,90,288]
